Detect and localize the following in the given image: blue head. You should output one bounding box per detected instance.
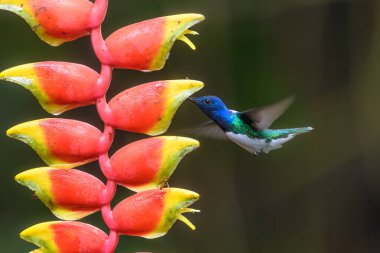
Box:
[189,96,234,129]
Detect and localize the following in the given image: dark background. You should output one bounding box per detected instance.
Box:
[1,0,380,252]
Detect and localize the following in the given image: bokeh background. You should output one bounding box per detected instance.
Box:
[1,0,380,252]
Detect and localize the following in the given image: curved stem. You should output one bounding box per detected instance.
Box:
[98,125,114,151]
[101,203,117,229]
[90,1,120,252]
[99,153,113,179]
[91,27,112,64]
[90,0,110,63]
[95,64,113,97]
[104,230,119,253]
[90,0,108,28]
[96,96,114,125]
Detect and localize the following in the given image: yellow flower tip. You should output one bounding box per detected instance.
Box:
[166,79,204,99]
[147,188,200,237]
[6,120,40,140]
[20,227,32,240]
[173,14,204,51]
[14,167,48,188]
[146,80,203,136]
[20,222,57,245]
[146,13,204,71]
[163,13,205,52]
[167,13,205,25]
[20,223,44,241]
[20,223,55,253]
[6,125,20,138]
[166,187,200,206]
[7,121,27,137]
[168,80,204,106]
[14,171,27,185]
[0,64,35,86]
[165,136,200,153]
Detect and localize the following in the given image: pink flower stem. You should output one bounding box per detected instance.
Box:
[90,0,108,26]
[91,27,112,65]
[90,1,120,252]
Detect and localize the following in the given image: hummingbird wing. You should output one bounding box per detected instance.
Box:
[190,121,228,140]
[240,96,294,130]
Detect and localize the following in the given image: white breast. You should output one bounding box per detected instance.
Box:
[225,132,295,155]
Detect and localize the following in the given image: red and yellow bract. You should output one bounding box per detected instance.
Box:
[7,118,104,168]
[112,188,200,239]
[109,136,200,191]
[0,62,99,115]
[0,0,94,46]
[16,167,105,220]
[108,80,203,135]
[106,14,205,71]
[21,221,108,253]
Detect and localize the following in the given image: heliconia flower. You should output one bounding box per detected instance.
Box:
[7,119,103,169]
[105,14,205,71]
[109,136,199,192]
[21,221,108,253]
[108,80,204,135]
[0,0,94,46]
[15,167,105,220]
[0,62,99,115]
[112,188,200,239]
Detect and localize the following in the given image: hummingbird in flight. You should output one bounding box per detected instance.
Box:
[189,96,313,155]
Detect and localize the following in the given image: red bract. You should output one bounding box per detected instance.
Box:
[7,119,104,168]
[16,167,105,220]
[0,62,99,114]
[105,14,204,71]
[21,221,108,253]
[108,80,203,135]
[109,136,199,191]
[0,0,94,46]
[112,188,200,238]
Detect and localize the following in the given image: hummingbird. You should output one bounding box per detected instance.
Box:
[189,96,313,155]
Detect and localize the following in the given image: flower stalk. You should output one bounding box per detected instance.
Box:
[1,0,204,252]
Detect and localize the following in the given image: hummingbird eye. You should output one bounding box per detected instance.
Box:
[204,99,211,104]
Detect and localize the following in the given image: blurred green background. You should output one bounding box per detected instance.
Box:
[1,0,380,252]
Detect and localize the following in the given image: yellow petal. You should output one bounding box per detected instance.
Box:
[182,208,201,213]
[178,214,196,230]
[177,34,196,50]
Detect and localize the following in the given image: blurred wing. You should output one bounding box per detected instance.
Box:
[189,121,227,140]
[241,96,294,130]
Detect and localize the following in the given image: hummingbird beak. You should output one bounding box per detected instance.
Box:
[188,97,197,103]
